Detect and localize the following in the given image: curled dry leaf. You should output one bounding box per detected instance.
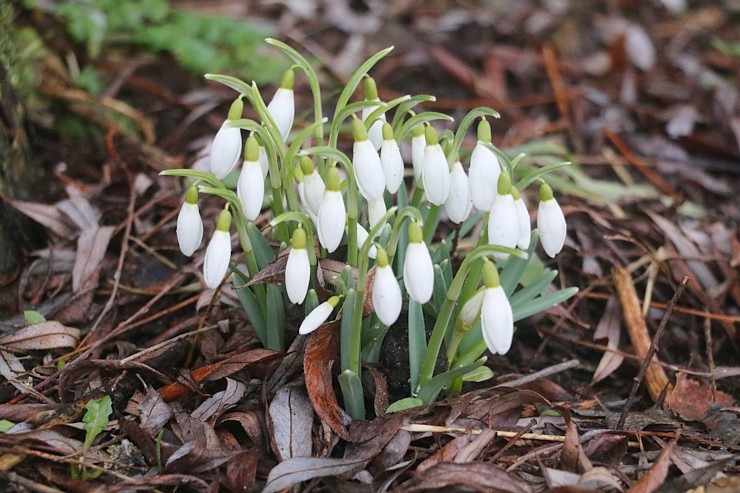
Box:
[626,440,674,493]
[268,386,314,461]
[138,387,173,436]
[73,226,115,292]
[400,461,532,493]
[263,457,367,493]
[191,378,247,422]
[4,197,75,239]
[591,296,624,384]
[0,321,80,352]
[666,372,734,422]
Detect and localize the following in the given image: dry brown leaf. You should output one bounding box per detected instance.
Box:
[191,378,246,422]
[73,226,114,292]
[560,413,592,474]
[268,386,314,461]
[400,461,532,493]
[263,457,367,493]
[0,321,80,352]
[138,387,173,436]
[3,197,75,238]
[666,372,734,421]
[626,440,674,493]
[592,296,625,384]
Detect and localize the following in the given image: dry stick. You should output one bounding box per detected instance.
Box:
[616,276,690,430]
[704,317,717,401]
[494,359,580,389]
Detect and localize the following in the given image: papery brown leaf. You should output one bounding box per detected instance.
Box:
[416,435,470,476]
[401,461,532,493]
[666,372,734,422]
[592,296,625,384]
[224,452,257,493]
[57,194,99,231]
[191,378,247,422]
[104,474,210,493]
[263,457,367,493]
[268,386,314,461]
[244,253,287,287]
[626,439,674,493]
[346,413,407,461]
[0,321,80,352]
[366,366,389,417]
[582,432,628,466]
[219,411,264,447]
[454,428,498,463]
[304,321,350,440]
[73,226,114,292]
[138,387,173,435]
[560,414,592,474]
[4,197,75,238]
[486,390,552,426]
[0,349,26,393]
[165,441,238,474]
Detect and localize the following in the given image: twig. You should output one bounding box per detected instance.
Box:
[2,472,65,493]
[704,317,716,401]
[401,424,566,443]
[119,324,219,364]
[617,276,690,430]
[494,359,580,389]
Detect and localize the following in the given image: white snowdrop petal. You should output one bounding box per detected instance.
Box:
[356,224,377,259]
[445,162,471,224]
[538,198,566,257]
[411,134,426,181]
[368,197,387,232]
[286,247,310,305]
[237,161,265,221]
[515,197,531,250]
[317,190,346,253]
[176,202,203,257]
[403,242,434,304]
[210,123,241,179]
[380,139,404,194]
[299,302,334,335]
[468,142,501,212]
[362,105,386,151]
[203,230,232,289]
[372,265,402,326]
[459,290,484,327]
[422,144,450,205]
[303,172,325,217]
[353,139,385,201]
[481,286,513,355]
[267,88,295,140]
[487,194,520,258]
[258,145,269,180]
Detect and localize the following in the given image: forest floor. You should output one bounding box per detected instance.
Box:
[1,1,739,492]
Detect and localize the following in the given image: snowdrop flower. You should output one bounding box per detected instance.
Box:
[257,136,269,180]
[237,135,265,221]
[372,247,402,326]
[367,196,386,232]
[352,118,385,201]
[299,295,341,335]
[285,227,311,304]
[356,224,377,259]
[380,123,404,194]
[421,126,450,206]
[267,69,295,141]
[480,259,513,355]
[411,125,426,181]
[317,167,346,253]
[445,160,473,224]
[361,76,386,151]
[210,97,244,179]
[403,222,434,304]
[458,289,484,329]
[468,118,501,212]
[512,188,531,250]
[176,186,203,257]
[203,209,232,289]
[537,183,566,258]
[300,157,325,218]
[487,172,519,259]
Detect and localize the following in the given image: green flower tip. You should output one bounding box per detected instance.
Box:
[497,172,512,196]
[300,156,315,176]
[477,117,491,142]
[184,186,199,205]
[291,226,307,250]
[326,166,341,192]
[412,124,425,137]
[279,69,295,90]
[245,135,259,162]
[424,126,438,146]
[364,76,379,101]
[382,122,394,141]
[376,246,389,267]
[539,182,554,202]
[216,209,232,232]
[408,221,423,243]
[511,187,520,200]
[328,295,342,308]
[482,258,500,288]
[227,97,244,120]
[352,117,369,142]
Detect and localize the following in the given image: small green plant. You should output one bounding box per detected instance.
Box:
[71,395,112,481]
[164,40,577,419]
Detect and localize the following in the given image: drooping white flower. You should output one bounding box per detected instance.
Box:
[176,186,203,257]
[266,69,295,141]
[468,118,501,212]
[362,77,386,151]
[372,247,402,326]
[352,118,385,201]
[487,173,519,259]
[458,289,484,328]
[285,227,311,304]
[411,125,426,181]
[380,123,404,194]
[445,161,473,224]
[210,98,244,179]
[299,296,341,335]
[421,126,450,206]
[257,138,269,180]
[367,196,387,232]
[513,188,531,250]
[403,222,434,304]
[237,135,265,221]
[537,183,566,258]
[317,167,346,253]
[203,209,232,289]
[480,260,513,355]
[300,157,325,217]
[356,223,378,259]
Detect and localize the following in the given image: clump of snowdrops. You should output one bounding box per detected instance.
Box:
[164,40,577,419]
